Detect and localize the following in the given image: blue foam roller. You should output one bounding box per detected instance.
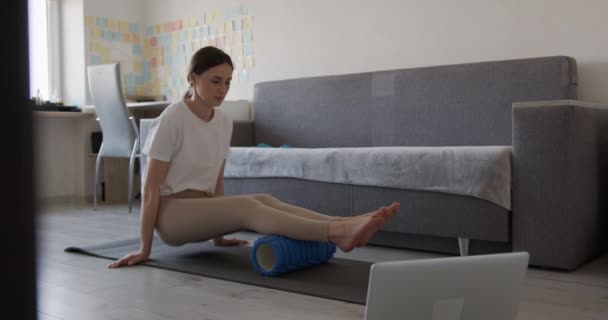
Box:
[250,235,337,277]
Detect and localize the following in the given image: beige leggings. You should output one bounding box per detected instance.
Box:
[155,190,340,246]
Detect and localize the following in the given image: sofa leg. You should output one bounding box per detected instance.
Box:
[458,237,470,256]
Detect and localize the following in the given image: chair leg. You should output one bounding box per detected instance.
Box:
[94,154,102,210]
[128,155,135,214]
[128,141,138,214]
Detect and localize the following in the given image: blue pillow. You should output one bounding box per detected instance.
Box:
[256,143,272,148]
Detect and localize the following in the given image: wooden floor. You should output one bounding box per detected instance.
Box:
[36,200,608,320]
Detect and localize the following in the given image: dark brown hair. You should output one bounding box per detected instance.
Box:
[183,46,234,99]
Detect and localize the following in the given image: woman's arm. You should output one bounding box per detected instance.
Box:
[214,160,226,196]
[109,158,170,268]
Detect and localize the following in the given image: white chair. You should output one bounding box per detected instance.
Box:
[87,63,139,213]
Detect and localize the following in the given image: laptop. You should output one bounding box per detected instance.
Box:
[364,252,529,320]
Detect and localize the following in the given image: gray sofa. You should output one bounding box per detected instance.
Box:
[141,56,608,271]
[224,56,608,271]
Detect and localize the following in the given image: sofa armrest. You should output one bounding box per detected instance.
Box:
[512,100,608,270]
[231,120,254,146]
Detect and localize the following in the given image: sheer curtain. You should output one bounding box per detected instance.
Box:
[28,0,60,102]
[28,0,50,101]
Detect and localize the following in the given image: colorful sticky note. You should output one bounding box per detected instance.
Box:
[182,42,191,55]
[234,31,243,44]
[123,33,131,43]
[93,28,103,40]
[96,17,107,28]
[244,43,252,56]
[225,33,234,46]
[160,23,167,33]
[217,35,225,48]
[217,23,225,34]
[243,30,252,43]
[129,23,139,33]
[133,33,140,43]
[153,25,160,34]
[224,21,233,33]
[100,49,111,63]
[134,61,143,72]
[119,21,129,33]
[198,16,206,27]
[112,31,122,41]
[240,69,248,82]
[103,30,113,40]
[108,19,117,30]
[146,26,153,37]
[245,56,254,69]
[151,57,157,67]
[150,37,157,47]
[234,18,242,31]
[243,16,253,29]
[90,55,102,65]
[125,74,135,86]
[201,25,209,38]
[235,56,244,69]
[85,16,95,27]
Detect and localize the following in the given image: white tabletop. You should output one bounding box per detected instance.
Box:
[82,101,171,113]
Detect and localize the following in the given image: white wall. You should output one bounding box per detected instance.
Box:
[83,0,144,23]
[143,0,608,104]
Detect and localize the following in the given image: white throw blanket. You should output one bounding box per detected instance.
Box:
[225,146,512,210]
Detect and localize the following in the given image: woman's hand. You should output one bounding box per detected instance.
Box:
[108,250,150,268]
[213,236,249,246]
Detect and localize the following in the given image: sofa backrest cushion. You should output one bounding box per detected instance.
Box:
[252,56,577,147]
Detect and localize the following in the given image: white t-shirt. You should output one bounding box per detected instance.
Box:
[141,100,233,196]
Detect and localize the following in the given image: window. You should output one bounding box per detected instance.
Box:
[28,0,60,102]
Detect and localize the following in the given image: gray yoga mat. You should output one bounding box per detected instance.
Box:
[65,237,372,305]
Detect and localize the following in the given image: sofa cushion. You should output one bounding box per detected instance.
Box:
[225,146,512,210]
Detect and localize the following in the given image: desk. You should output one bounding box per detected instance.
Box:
[82,100,171,112]
[126,101,171,110]
[83,101,171,126]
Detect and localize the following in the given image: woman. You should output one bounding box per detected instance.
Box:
[109,46,400,268]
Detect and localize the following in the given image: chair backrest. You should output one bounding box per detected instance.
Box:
[87,63,137,158]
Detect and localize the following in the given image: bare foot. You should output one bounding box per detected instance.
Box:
[328,204,399,252]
